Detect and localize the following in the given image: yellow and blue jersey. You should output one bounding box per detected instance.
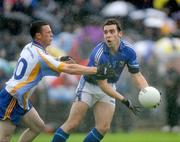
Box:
[0,41,65,124]
[84,40,140,84]
[6,41,65,109]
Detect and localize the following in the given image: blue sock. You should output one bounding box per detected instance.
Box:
[83,128,104,142]
[51,128,69,142]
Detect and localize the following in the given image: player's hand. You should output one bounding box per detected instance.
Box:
[121,99,141,115]
[59,56,76,64]
[96,64,115,79]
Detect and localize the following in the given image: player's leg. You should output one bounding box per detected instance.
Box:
[62,101,89,132]
[18,107,45,142]
[0,120,16,142]
[83,102,115,142]
[94,102,115,134]
[52,78,94,142]
[52,101,89,142]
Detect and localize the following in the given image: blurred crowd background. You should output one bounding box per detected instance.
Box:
[0,0,180,134]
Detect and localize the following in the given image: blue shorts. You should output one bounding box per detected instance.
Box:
[0,88,32,125]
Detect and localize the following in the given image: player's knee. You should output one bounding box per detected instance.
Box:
[32,120,45,134]
[36,120,45,132]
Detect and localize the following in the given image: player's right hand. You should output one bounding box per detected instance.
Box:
[121,99,141,115]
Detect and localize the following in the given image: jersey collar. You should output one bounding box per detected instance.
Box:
[103,40,123,54]
[32,40,46,52]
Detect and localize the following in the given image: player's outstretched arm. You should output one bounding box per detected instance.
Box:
[60,64,112,76]
[39,51,114,76]
[60,63,97,75]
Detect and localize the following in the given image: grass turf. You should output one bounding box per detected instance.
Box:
[12,131,180,142]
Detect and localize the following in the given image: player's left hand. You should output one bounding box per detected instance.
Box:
[96,64,116,79]
[59,56,77,64]
[121,99,141,115]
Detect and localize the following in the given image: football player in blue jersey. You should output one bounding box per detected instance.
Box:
[0,21,113,142]
[52,18,149,142]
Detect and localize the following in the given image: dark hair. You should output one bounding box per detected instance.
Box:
[30,21,49,38]
[103,19,122,31]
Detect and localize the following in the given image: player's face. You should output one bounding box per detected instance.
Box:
[39,25,53,47]
[103,24,122,48]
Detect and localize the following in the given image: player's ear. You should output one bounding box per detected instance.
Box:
[118,31,123,38]
[35,33,41,39]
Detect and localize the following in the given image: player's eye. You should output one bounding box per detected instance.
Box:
[110,29,115,34]
[104,30,108,34]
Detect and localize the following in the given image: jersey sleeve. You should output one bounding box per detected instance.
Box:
[88,44,106,67]
[37,50,65,76]
[127,48,140,74]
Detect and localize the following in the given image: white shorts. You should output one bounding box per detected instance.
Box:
[75,77,116,107]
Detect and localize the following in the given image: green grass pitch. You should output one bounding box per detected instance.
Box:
[12,131,180,142]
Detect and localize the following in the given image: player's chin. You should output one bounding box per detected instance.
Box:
[106,41,111,46]
[108,43,113,48]
[47,41,52,46]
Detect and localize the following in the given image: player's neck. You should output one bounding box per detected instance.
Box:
[33,39,46,49]
[109,41,120,55]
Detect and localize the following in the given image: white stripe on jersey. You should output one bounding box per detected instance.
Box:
[95,44,103,65]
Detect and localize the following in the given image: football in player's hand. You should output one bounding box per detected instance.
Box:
[138,86,161,108]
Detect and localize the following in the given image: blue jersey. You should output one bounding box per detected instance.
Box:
[84,40,140,84]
